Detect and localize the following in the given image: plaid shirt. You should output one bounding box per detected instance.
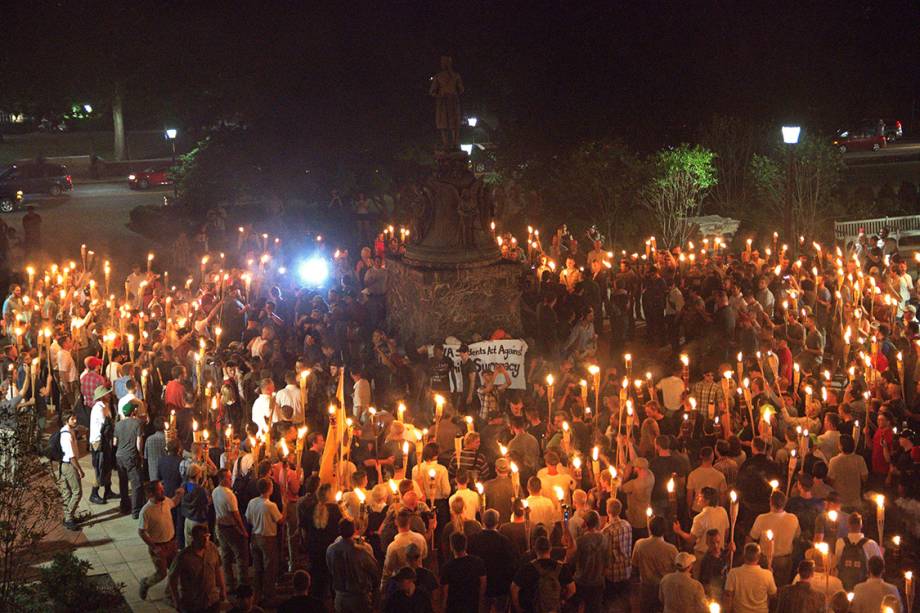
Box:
[80,369,107,402]
[690,380,724,412]
[477,386,499,420]
[602,516,633,582]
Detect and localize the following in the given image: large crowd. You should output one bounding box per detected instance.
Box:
[2,219,919,613]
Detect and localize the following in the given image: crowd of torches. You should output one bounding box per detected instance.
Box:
[7,218,920,608]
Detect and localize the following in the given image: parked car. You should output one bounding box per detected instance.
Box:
[832,126,887,153]
[0,186,24,213]
[0,162,72,196]
[128,168,171,190]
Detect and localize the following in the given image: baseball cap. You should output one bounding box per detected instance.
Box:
[675,551,696,570]
[84,356,103,369]
[495,457,510,474]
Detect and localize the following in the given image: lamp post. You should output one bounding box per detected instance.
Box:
[781,125,800,255]
[165,128,178,200]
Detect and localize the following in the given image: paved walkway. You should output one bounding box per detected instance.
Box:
[45,446,175,613]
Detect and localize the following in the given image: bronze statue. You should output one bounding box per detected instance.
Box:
[430,56,464,150]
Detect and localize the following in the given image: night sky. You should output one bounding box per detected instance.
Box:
[2,1,918,152]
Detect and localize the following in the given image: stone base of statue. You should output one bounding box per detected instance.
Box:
[385,255,523,346]
[387,149,522,344]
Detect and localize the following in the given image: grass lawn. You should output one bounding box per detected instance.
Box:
[0,130,173,165]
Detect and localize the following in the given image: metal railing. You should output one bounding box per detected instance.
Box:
[834,214,920,241]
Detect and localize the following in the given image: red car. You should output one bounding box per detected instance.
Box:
[128,168,171,189]
[832,127,886,153]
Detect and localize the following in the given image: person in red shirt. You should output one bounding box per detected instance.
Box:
[773,338,793,392]
[871,410,895,478]
[80,356,108,404]
[164,365,187,409]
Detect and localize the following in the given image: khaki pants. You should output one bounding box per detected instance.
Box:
[57,462,82,522]
[217,523,249,589]
[251,534,278,602]
[141,540,178,589]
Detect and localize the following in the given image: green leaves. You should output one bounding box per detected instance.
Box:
[642,143,718,247]
[649,144,718,190]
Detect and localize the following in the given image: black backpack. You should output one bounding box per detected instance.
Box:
[232,456,254,514]
[533,560,563,613]
[73,396,90,429]
[838,536,869,590]
[45,429,65,463]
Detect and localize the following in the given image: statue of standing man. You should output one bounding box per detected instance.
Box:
[430,56,464,150]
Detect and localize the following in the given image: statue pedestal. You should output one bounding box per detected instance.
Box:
[385,256,523,346]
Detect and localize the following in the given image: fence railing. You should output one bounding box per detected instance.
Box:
[834,215,920,241]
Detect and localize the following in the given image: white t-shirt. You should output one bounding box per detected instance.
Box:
[725,564,777,613]
[138,498,176,543]
[274,384,304,424]
[687,466,728,512]
[448,488,480,522]
[536,468,575,510]
[525,494,558,527]
[117,392,138,418]
[89,401,109,445]
[382,530,429,583]
[655,376,685,411]
[412,461,452,500]
[750,511,800,556]
[251,394,272,435]
[212,485,239,526]
[57,349,78,384]
[60,426,77,463]
[689,505,729,555]
[352,378,371,415]
[246,496,282,536]
[249,337,268,358]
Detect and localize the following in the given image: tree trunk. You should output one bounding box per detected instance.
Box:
[112,82,126,161]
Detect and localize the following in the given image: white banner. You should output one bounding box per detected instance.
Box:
[443,339,528,392]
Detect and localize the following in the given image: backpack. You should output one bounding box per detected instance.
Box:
[837,537,869,590]
[532,560,563,613]
[73,396,90,429]
[45,429,65,463]
[232,456,255,516]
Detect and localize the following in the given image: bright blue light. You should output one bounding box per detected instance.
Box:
[298,257,329,286]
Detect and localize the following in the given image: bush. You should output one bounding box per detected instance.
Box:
[37,552,126,612]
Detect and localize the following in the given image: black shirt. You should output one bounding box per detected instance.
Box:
[512,558,575,613]
[429,356,453,393]
[157,453,183,496]
[440,554,487,613]
[277,594,325,613]
[649,455,686,504]
[468,529,517,596]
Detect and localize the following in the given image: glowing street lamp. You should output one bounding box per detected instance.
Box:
[781,125,801,144]
[165,128,179,199]
[780,125,800,251]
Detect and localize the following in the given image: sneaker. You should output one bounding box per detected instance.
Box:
[138,579,149,600]
[63,520,81,531]
[89,494,105,504]
[103,490,119,501]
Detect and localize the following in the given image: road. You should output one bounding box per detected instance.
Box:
[5,181,166,279]
[844,137,920,163]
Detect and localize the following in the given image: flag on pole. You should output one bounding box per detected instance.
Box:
[318,367,347,486]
